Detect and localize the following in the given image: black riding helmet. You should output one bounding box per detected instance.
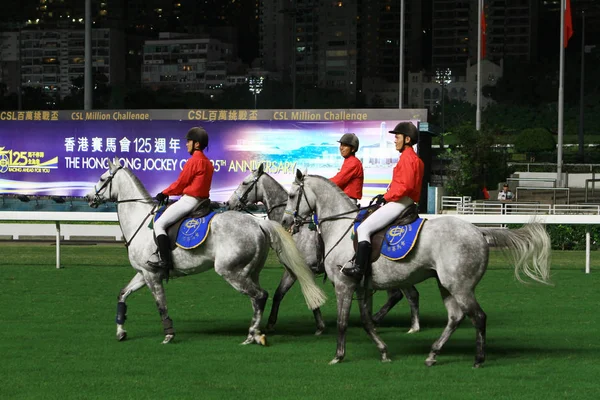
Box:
[338,133,359,152]
[186,127,209,150]
[389,122,418,145]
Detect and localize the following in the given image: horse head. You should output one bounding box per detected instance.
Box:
[226,162,266,211]
[281,169,316,233]
[85,157,124,207]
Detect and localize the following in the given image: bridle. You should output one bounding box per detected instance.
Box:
[234,169,286,218]
[284,175,365,263]
[92,166,157,247]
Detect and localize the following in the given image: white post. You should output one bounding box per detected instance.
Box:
[55,222,61,269]
[585,228,590,274]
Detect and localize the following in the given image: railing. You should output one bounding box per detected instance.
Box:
[515,187,570,204]
[584,178,600,202]
[507,177,557,188]
[440,196,472,212]
[452,200,600,215]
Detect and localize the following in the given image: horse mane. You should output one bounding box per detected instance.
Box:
[306,174,357,208]
[121,167,152,198]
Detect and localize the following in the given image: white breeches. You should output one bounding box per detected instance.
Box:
[357,196,414,243]
[154,195,202,236]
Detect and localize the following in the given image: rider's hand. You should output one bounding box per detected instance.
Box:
[155,192,167,203]
[374,194,387,206]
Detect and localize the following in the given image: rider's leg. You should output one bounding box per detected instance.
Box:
[342,197,412,279]
[148,195,200,269]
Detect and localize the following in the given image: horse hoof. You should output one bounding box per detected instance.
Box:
[473,362,484,369]
[241,338,253,345]
[424,359,436,367]
[258,334,267,346]
[407,327,420,334]
[162,334,174,344]
[314,328,325,336]
[265,324,275,333]
[117,331,127,341]
[329,357,343,365]
[381,356,392,363]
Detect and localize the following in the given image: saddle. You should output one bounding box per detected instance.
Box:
[155,199,219,249]
[353,203,420,263]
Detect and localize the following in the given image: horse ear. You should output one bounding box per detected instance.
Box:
[258,162,264,174]
[113,156,120,167]
[295,169,304,181]
[107,158,114,169]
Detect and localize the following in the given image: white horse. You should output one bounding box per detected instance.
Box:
[85,159,326,345]
[226,163,421,334]
[281,171,552,367]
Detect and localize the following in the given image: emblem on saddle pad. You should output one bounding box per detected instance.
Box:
[153,209,218,249]
[353,208,426,260]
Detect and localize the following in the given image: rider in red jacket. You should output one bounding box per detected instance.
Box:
[148,127,214,270]
[342,122,424,279]
[330,133,363,204]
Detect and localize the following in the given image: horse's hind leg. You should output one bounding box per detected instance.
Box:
[266,270,325,335]
[220,273,269,345]
[425,284,465,367]
[454,293,487,368]
[356,287,390,362]
[115,272,146,341]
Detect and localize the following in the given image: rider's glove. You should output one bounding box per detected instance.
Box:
[374,194,387,206]
[155,192,167,203]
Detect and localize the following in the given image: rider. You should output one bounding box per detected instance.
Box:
[147,126,214,270]
[342,122,424,279]
[330,133,364,205]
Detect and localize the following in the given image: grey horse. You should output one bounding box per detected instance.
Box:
[226,163,421,334]
[85,158,326,345]
[281,171,552,367]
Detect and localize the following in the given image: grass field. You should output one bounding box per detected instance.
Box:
[1,243,599,400]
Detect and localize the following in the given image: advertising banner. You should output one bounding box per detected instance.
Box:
[0,109,426,204]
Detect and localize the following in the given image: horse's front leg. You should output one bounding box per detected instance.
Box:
[143,271,175,344]
[115,272,146,341]
[372,288,404,325]
[329,281,354,364]
[356,286,390,362]
[403,285,421,334]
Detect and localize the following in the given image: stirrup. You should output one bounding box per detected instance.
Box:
[341,264,363,279]
[147,259,169,269]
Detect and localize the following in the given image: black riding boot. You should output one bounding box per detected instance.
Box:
[147,234,173,270]
[342,241,371,279]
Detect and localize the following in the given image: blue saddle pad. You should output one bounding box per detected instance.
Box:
[353,210,425,260]
[154,209,218,249]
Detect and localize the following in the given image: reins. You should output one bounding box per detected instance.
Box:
[285,175,376,264]
[92,166,159,248]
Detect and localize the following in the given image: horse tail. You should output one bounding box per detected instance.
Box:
[259,219,327,310]
[479,222,552,285]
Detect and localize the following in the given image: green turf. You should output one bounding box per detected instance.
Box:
[1,243,599,399]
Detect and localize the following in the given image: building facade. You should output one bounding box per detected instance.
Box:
[3,28,125,98]
[407,59,503,111]
[141,32,237,93]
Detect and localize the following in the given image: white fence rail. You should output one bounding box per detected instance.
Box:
[0,211,597,273]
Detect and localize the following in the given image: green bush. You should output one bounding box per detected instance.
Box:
[546,225,600,251]
[514,128,556,155]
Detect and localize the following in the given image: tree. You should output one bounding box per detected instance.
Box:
[514,128,556,162]
[442,123,513,198]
